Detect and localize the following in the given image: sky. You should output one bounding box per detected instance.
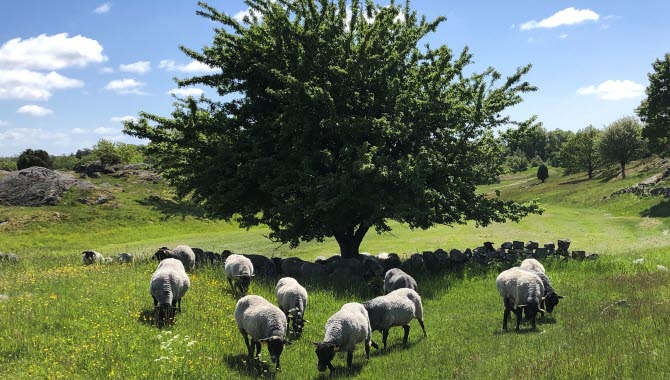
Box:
[1,0,669,156]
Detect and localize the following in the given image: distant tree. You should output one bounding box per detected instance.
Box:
[501,124,547,161]
[504,149,529,173]
[75,148,92,159]
[598,117,643,179]
[125,0,543,258]
[560,125,603,179]
[52,154,79,171]
[16,149,53,170]
[537,164,548,183]
[545,129,574,166]
[637,53,670,156]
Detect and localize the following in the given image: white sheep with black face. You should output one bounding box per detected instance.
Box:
[520,258,545,274]
[496,267,545,331]
[234,295,290,371]
[275,277,309,335]
[153,245,196,272]
[363,288,427,349]
[82,250,103,265]
[150,258,190,327]
[519,259,564,315]
[225,254,254,296]
[383,268,417,294]
[313,302,377,372]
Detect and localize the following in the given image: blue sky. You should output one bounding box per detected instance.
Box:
[1,1,669,155]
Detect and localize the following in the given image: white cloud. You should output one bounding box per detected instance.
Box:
[0,33,106,70]
[17,105,54,117]
[168,87,204,97]
[158,59,218,73]
[0,128,68,142]
[71,128,88,134]
[104,78,145,95]
[559,33,568,40]
[94,127,119,134]
[577,80,645,101]
[0,120,9,126]
[94,3,111,14]
[110,115,137,123]
[233,8,262,23]
[100,66,114,74]
[119,61,151,74]
[520,7,599,30]
[0,69,84,101]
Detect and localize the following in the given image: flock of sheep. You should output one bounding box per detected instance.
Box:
[80,244,564,373]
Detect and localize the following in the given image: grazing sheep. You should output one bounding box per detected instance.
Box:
[280,258,304,278]
[0,252,19,263]
[82,250,103,265]
[520,258,545,274]
[519,259,564,315]
[383,268,418,294]
[363,288,427,349]
[150,258,190,327]
[313,303,377,372]
[496,267,545,331]
[116,253,133,264]
[244,254,277,277]
[153,245,196,272]
[192,247,205,268]
[225,254,254,296]
[275,277,309,335]
[362,257,385,280]
[234,295,290,371]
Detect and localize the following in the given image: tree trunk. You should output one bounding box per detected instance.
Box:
[587,166,593,180]
[620,161,626,179]
[334,225,369,259]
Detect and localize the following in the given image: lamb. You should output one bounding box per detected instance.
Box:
[224,254,254,296]
[383,268,418,294]
[82,250,103,265]
[313,302,378,372]
[234,295,291,371]
[116,253,134,264]
[362,288,427,349]
[520,258,545,274]
[496,267,546,331]
[519,259,564,315]
[275,277,309,335]
[150,258,190,327]
[153,245,196,272]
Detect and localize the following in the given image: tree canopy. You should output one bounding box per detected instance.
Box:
[598,117,643,179]
[637,53,670,156]
[125,0,542,257]
[560,125,602,179]
[16,149,53,170]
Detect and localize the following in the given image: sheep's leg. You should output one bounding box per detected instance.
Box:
[152,296,158,307]
[502,298,513,330]
[514,308,523,331]
[365,341,370,361]
[227,278,235,295]
[382,329,389,349]
[254,341,261,359]
[242,332,253,358]
[346,350,354,369]
[418,319,427,337]
[402,325,410,346]
[531,315,537,330]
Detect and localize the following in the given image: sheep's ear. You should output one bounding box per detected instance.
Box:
[284,340,293,345]
[303,319,311,324]
[557,295,565,299]
[312,342,320,347]
[517,304,527,309]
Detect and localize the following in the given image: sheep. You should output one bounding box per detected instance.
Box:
[383,268,417,294]
[225,254,254,296]
[0,252,19,263]
[496,267,546,331]
[362,288,427,349]
[519,259,564,315]
[116,253,134,264]
[82,250,103,265]
[153,245,196,272]
[313,302,378,372]
[275,277,309,335]
[520,258,545,274]
[234,295,291,371]
[150,258,190,327]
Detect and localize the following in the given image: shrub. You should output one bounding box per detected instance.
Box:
[505,150,529,173]
[52,155,79,171]
[529,155,544,167]
[537,164,549,183]
[0,159,17,171]
[16,149,53,170]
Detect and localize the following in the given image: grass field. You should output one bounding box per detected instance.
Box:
[0,159,669,379]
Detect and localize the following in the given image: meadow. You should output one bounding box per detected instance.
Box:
[0,160,669,379]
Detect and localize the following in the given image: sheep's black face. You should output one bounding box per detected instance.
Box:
[82,251,96,264]
[291,314,305,335]
[153,248,171,261]
[314,343,336,372]
[263,337,285,365]
[239,276,251,294]
[523,303,540,320]
[545,293,562,313]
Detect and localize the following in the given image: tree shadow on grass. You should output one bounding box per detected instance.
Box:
[223,353,278,379]
[641,200,670,218]
[136,195,206,220]
[559,177,591,185]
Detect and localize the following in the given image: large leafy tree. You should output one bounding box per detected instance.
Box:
[125,0,542,258]
[637,53,670,156]
[16,149,53,170]
[598,117,643,179]
[560,125,603,179]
